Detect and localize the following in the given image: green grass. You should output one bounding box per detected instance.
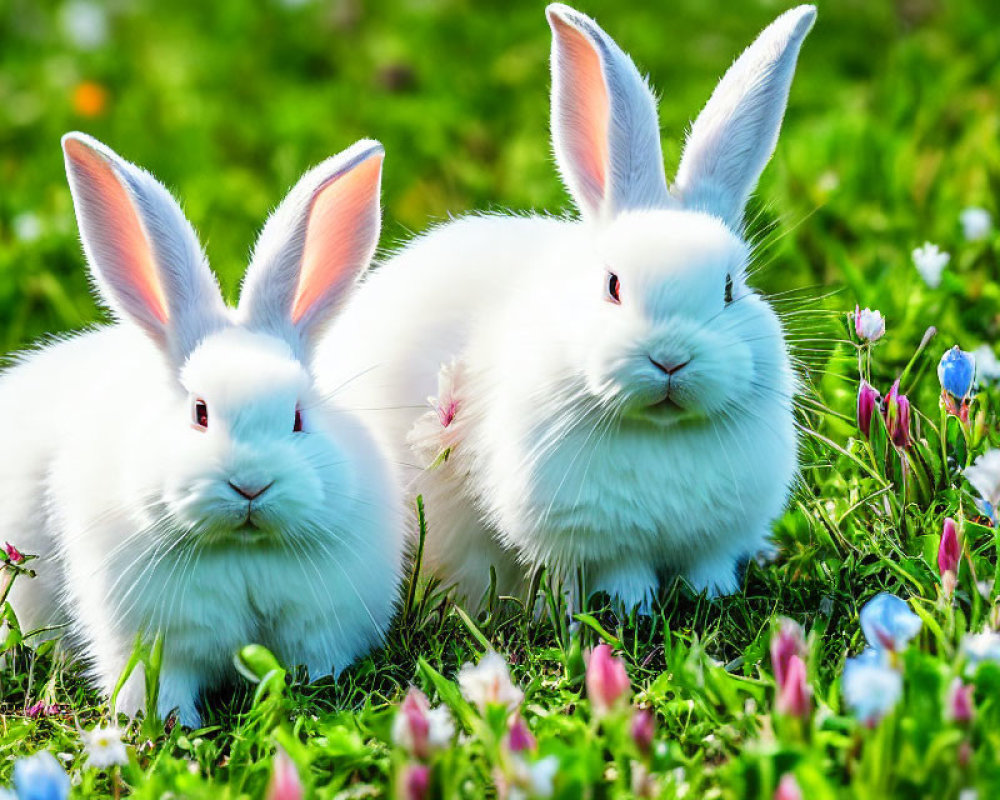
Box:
[3,0,1000,796]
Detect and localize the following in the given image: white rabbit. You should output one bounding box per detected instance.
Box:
[0,133,404,726]
[317,4,815,610]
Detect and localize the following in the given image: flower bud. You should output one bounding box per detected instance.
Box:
[265,747,304,800]
[938,518,960,578]
[586,644,631,717]
[947,678,975,724]
[774,773,803,800]
[854,306,886,342]
[884,380,911,448]
[506,713,536,753]
[630,709,655,756]
[3,542,24,564]
[856,381,880,438]
[775,654,811,718]
[938,346,976,401]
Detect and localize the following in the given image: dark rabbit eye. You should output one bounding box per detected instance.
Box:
[606,271,621,304]
[294,408,304,433]
[724,273,734,304]
[192,399,208,430]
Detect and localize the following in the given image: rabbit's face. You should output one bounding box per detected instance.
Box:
[582,210,785,425]
[163,327,345,544]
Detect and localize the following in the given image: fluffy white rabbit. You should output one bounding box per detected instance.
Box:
[317,4,815,610]
[0,133,404,726]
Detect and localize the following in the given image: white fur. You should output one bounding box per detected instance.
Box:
[316,5,814,609]
[2,134,403,726]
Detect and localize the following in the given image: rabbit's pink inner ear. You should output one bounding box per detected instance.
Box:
[551,14,610,211]
[64,139,169,324]
[291,153,383,325]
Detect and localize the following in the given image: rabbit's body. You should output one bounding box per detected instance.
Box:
[319,4,815,609]
[2,134,402,725]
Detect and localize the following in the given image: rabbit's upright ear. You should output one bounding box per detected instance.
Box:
[546,4,670,223]
[62,133,228,364]
[673,6,816,231]
[239,140,383,354]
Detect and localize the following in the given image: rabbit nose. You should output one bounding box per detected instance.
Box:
[228,479,274,501]
[649,356,690,376]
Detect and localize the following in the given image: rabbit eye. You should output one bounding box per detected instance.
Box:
[294,408,304,433]
[192,398,208,431]
[606,271,621,304]
[724,273,734,304]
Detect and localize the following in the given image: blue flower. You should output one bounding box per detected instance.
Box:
[938,345,976,400]
[842,655,903,726]
[860,592,922,653]
[12,751,70,800]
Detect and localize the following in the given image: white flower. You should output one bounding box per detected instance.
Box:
[426,705,456,750]
[508,755,560,800]
[854,306,885,342]
[973,345,1000,383]
[965,449,1000,508]
[458,651,523,713]
[60,0,109,50]
[912,242,950,288]
[960,207,992,241]
[961,631,1000,668]
[842,656,902,725]
[81,724,128,769]
[12,212,42,242]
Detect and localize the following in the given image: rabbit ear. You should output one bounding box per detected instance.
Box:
[239,140,383,353]
[546,3,670,223]
[672,6,816,231]
[62,132,228,363]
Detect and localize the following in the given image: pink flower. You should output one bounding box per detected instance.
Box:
[392,687,455,760]
[25,702,59,718]
[506,713,536,753]
[264,746,303,800]
[630,709,655,756]
[939,518,960,578]
[586,644,631,717]
[399,763,430,800]
[774,773,803,800]
[947,678,975,724]
[770,618,807,688]
[775,654,812,718]
[3,542,24,564]
[857,381,881,438]
[884,379,911,448]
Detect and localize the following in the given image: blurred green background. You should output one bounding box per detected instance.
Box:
[1,0,998,362]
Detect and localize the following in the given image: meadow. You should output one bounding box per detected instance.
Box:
[2,0,1000,797]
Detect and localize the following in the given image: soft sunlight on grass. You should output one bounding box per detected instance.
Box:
[2,0,1000,797]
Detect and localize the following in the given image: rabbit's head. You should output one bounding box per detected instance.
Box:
[542,4,814,425]
[62,134,386,542]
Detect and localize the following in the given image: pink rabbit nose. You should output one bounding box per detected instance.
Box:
[649,356,690,376]
[228,479,274,501]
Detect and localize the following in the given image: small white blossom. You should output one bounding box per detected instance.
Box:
[12,212,42,242]
[81,724,127,769]
[426,705,456,750]
[961,631,1000,668]
[960,207,992,241]
[965,449,1000,509]
[508,754,560,800]
[973,345,1000,383]
[912,242,950,288]
[458,651,523,712]
[60,0,109,50]
[842,656,903,725]
[854,306,885,342]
